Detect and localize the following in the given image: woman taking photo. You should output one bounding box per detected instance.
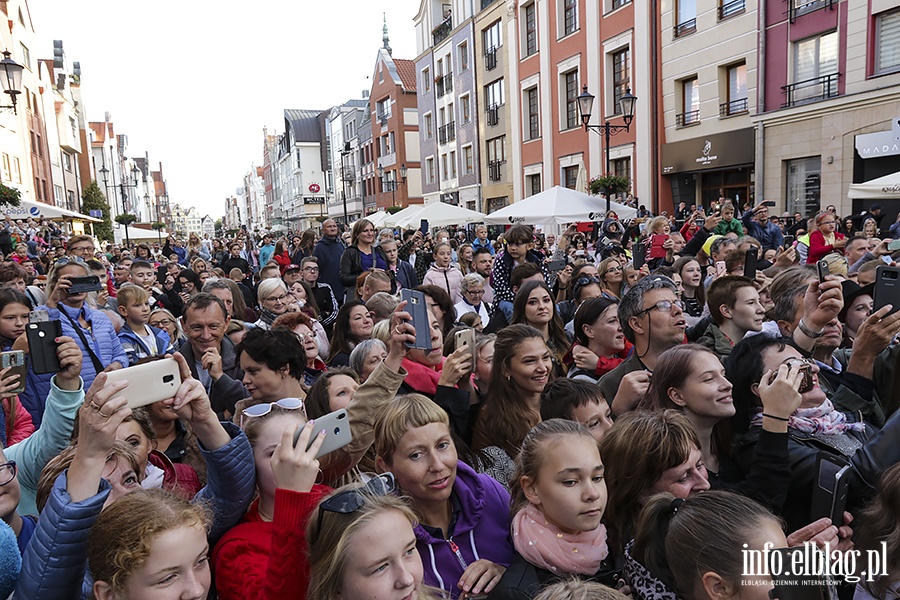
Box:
[567,297,629,383]
[326,300,373,367]
[472,324,552,488]
[374,394,513,599]
[672,256,705,319]
[511,281,570,375]
[807,211,847,265]
[253,278,292,330]
[340,219,387,300]
[178,269,202,302]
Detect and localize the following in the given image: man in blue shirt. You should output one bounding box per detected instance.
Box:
[741,204,784,252]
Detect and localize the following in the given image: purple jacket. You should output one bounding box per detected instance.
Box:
[415,460,514,598]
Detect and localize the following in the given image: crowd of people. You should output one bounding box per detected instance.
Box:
[0,200,899,600]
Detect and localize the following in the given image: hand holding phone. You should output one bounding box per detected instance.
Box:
[27,310,62,374]
[743,248,758,280]
[455,328,477,368]
[816,259,829,283]
[399,289,432,350]
[104,358,183,409]
[292,409,352,459]
[0,350,26,395]
[810,454,851,527]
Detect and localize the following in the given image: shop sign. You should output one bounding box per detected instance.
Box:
[855,119,900,159]
[661,128,755,174]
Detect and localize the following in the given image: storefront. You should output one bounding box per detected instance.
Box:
[851,118,900,223]
[661,128,755,211]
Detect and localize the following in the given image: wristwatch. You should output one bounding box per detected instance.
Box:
[797,319,824,339]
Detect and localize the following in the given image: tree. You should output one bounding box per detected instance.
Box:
[0,183,21,207]
[81,181,114,242]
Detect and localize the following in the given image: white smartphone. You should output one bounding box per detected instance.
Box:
[293,408,352,459]
[455,328,477,367]
[104,357,183,409]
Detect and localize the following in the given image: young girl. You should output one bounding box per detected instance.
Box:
[374,394,513,599]
[489,419,612,600]
[423,242,464,304]
[672,256,705,320]
[0,288,34,445]
[511,281,570,375]
[307,480,442,600]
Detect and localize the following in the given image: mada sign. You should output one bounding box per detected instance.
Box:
[855,119,900,159]
[661,128,755,174]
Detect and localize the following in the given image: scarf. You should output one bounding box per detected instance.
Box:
[258,308,280,328]
[511,504,609,576]
[751,399,865,436]
[401,357,444,396]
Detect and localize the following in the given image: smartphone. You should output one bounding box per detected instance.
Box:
[419,219,429,236]
[761,200,776,207]
[455,328,477,367]
[873,265,900,316]
[810,453,850,527]
[816,259,829,284]
[104,357,183,409]
[632,242,646,271]
[743,248,758,280]
[546,259,566,272]
[694,218,705,227]
[293,408,352,459]
[0,350,26,394]
[767,548,830,600]
[399,289,432,350]
[648,234,668,259]
[888,239,900,252]
[27,310,61,374]
[67,275,103,294]
[768,362,813,394]
[783,235,795,247]
[715,261,727,278]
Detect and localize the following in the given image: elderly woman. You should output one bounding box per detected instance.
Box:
[272,311,328,386]
[807,211,847,264]
[453,273,490,325]
[349,338,387,383]
[253,278,291,330]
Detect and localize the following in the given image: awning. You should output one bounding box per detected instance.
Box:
[483,186,636,226]
[0,199,102,222]
[848,171,900,200]
[387,202,486,229]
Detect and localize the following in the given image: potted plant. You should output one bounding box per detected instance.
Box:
[115,213,137,226]
[0,183,21,207]
[589,174,630,198]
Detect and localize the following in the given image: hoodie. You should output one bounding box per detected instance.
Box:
[422,263,464,304]
[415,460,514,598]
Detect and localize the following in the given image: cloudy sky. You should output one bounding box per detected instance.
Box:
[30,0,421,218]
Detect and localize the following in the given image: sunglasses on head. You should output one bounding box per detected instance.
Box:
[240,397,305,428]
[312,473,396,542]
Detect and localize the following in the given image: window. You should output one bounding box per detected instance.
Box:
[524,3,538,56]
[611,0,631,9]
[486,136,506,164]
[426,157,436,184]
[675,0,697,36]
[376,98,392,121]
[722,63,748,116]
[11,158,19,184]
[791,31,838,103]
[423,67,431,93]
[54,185,63,203]
[611,48,630,115]
[527,173,542,196]
[563,70,579,130]
[483,20,502,51]
[876,9,900,75]
[786,157,821,217]
[678,77,700,126]
[450,150,457,178]
[63,153,72,172]
[19,43,29,70]
[461,95,471,124]
[464,146,474,174]
[485,79,505,107]
[563,166,579,189]
[525,87,540,140]
[612,157,631,186]
[441,154,448,181]
[458,41,469,71]
[1,154,9,181]
[563,0,578,36]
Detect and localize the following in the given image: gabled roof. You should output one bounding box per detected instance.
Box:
[394,59,417,92]
[284,109,326,143]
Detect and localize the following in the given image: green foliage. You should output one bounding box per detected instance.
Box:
[115,213,137,226]
[385,205,404,214]
[589,174,630,197]
[81,181,114,242]
[0,183,21,207]
[151,222,166,231]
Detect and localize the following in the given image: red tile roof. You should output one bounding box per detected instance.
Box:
[394,59,417,92]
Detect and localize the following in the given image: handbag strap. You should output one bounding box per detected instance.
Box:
[60,308,105,373]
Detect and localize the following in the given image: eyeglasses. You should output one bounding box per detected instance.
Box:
[575,276,601,287]
[313,472,396,542]
[264,293,289,304]
[0,461,17,486]
[150,318,174,328]
[70,245,94,254]
[637,299,685,316]
[464,288,484,296]
[605,266,624,273]
[240,397,306,428]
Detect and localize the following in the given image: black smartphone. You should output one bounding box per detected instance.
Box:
[694,218,705,227]
[547,259,566,272]
[743,248,758,280]
[419,219,429,236]
[68,275,103,294]
[767,548,830,600]
[632,242,646,271]
[761,200,776,207]
[783,235,794,247]
[27,311,61,374]
[399,289,432,350]
[873,265,900,316]
[816,259,829,284]
[810,453,850,527]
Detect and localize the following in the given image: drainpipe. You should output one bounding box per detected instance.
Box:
[650,0,660,213]
[756,0,765,206]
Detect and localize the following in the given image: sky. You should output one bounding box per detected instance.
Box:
[30,0,421,219]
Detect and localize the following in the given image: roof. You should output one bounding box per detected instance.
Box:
[284,109,326,143]
[394,59,417,92]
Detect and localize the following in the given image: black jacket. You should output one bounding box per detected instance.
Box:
[339,245,389,289]
[488,552,619,600]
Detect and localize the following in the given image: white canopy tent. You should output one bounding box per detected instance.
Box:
[848,171,900,200]
[483,186,637,226]
[388,202,487,229]
[381,204,424,228]
[366,210,392,228]
[0,199,102,222]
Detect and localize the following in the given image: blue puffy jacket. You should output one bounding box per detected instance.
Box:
[15,422,256,599]
[20,303,128,428]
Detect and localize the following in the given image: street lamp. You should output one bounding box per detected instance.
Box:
[98,163,141,245]
[577,85,637,213]
[0,51,24,114]
[340,141,351,224]
[378,163,408,208]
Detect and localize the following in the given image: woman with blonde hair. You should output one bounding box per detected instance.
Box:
[253,278,292,330]
[149,307,184,347]
[596,257,624,300]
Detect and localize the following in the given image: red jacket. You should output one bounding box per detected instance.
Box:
[274,252,292,274]
[3,396,34,445]
[148,450,201,499]
[807,229,845,265]
[212,485,332,600]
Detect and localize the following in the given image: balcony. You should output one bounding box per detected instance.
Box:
[674,18,697,37]
[717,0,745,20]
[789,0,836,23]
[485,47,498,71]
[438,122,456,145]
[436,73,453,98]
[781,73,840,107]
[488,160,504,182]
[432,17,452,46]
[676,110,701,127]
[486,104,499,127]
[719,97,748,117]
